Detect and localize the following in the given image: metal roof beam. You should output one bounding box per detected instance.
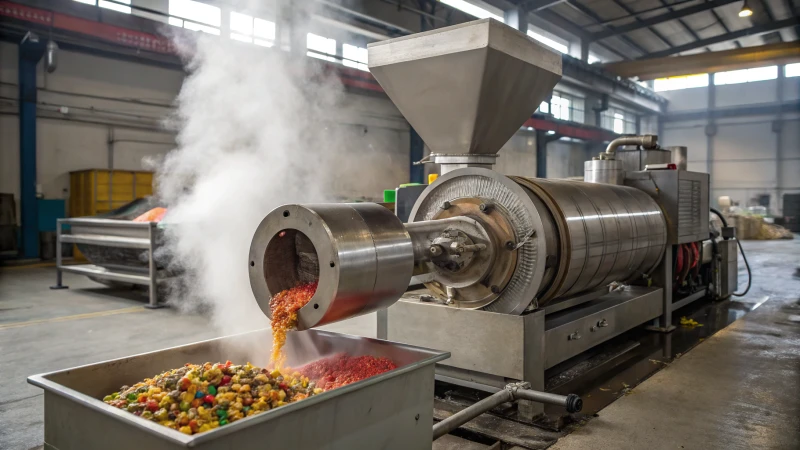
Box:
[653,0,703,44]
[524,0,568,11]
[564,0,650,56]
[593,0,739,39]
[641,17,800,58]
[606,0,674,49]
[531,8,632,60]
[604,42,800,79]
[756,0,782,43]
[708,8,741,48]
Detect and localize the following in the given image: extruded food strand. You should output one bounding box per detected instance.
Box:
[268,281,318,367]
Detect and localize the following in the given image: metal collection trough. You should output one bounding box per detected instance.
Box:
[28,329,449,450]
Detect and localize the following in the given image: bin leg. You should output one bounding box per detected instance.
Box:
[50,223,68,290]
[144,225,164,309]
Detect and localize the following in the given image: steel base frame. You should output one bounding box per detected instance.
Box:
[379,285,663,422]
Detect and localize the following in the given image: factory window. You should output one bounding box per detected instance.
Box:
[343,44,368,72]
[440,0,503,21]
[527,30,568,54]
[786,63,800,78]
[74,0,131,13]
[653,73,709,92]
[307,33,337,62]
[613,113,624,134]
[551,95,571,120]
[714,66,777,85]
[601,108,635,134]
[102,0,131,13]
[169,0,221,35]
[538,101,549,114]
[538,92,583,122]
[230,12,253,43]
[230,12,276,47]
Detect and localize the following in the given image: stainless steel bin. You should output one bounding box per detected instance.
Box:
[29,329,449,450]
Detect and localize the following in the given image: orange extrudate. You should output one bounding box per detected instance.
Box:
[269,282,318,367]
[133,207,167,223]
[297,353,397,390]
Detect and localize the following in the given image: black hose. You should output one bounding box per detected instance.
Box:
[733,238,752,297]
[710,207,729,234]
[710,208,752,297]
[710,208,753,297]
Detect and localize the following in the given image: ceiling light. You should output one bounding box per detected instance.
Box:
[738,1,753,17]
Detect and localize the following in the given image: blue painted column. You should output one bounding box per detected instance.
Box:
[18,36,45,259]
[409,127,425,184]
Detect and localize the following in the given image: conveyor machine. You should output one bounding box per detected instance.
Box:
[249,19,737,422]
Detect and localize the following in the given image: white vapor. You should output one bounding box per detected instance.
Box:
[156,0,355,334]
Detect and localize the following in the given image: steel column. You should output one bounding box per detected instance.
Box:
[706,74,717,201]
[504,6,528,34]
[410,127,425,183]
[535,129,548,178]
[776,65,785,214]
[580,39,589,62]
[18,35,46,259]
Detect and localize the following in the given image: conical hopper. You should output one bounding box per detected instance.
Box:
[368,18,562,157]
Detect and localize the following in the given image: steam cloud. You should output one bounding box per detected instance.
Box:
[155,0,358,335]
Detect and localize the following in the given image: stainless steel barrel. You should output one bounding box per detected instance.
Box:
[583,159,624,185]
[249,203,414,330]
[409,169,667,312]
[513,177,667,302]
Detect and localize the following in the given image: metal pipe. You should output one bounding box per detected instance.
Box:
[432,383,582,441]
[513,388,583,412]
[45,40,58,73]
[605,134,658,155]
[432,389,513,440]
[405,217,486,262]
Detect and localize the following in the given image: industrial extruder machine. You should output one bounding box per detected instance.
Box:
[28,18,740,450]
[248,18,739,422]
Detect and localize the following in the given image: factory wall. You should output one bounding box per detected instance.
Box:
[0,41,181,222]
[494,133,589,179]
[661,73,800,215]
[0,42,409,224]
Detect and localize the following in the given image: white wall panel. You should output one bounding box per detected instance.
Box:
[662,123,707,172]
[0,117,20,200]
[548,140,588,179]
[40,49,183,102]
[782,75,800,102]
[714,121,777,160]
[662,87,708,112]
[0,42,17,84]
[496,133,536,177]
[715,80,777,107]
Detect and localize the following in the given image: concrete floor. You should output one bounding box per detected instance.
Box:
[0,239,798,449]
[0,266,376,450]
[553,239,800,450]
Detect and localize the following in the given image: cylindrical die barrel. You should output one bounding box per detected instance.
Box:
[249,203,414,330]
